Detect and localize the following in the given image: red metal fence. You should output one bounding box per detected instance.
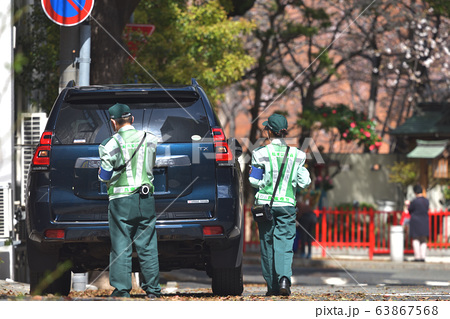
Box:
[244,207,450,260]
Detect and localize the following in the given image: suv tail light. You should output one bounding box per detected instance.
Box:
[203,226,223,236]
[32,131,53,169]
[44,229,65,239]
[212,128,233,164]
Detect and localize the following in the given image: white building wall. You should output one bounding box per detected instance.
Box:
[0,1,14,280]
[326,154,445,211]
[0,2,13,186]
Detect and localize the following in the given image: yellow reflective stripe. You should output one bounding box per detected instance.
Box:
[256,193,296,205]
[280,149,296,197]
[112,186,139,194]
[114,133,135,186]
[136,135,146,184]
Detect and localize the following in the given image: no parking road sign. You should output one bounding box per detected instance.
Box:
[42,0,95,26]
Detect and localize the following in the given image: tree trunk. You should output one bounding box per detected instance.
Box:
[380,73,401,140]
[90,0,140,84]
[368,54,381,120]
[244,68,265,207]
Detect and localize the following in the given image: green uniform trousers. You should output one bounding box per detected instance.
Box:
[257,205,296,293]
[108,193,161,297]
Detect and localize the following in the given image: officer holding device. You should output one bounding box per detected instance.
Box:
[98,103,161,299]
[249,113,311,296]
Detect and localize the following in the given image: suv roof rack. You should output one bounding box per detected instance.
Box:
[191,78,199,87]
[66,80,76,88]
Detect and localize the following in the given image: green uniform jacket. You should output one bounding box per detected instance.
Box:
[249,139,311,207]
[98,125,158,200]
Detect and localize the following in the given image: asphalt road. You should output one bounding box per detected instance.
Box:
[157,255,450,298]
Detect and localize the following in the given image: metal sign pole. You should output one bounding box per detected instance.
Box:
[42,0,95,89]
[79,21,91,86]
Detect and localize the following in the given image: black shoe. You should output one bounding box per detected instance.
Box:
[279,277,291,296]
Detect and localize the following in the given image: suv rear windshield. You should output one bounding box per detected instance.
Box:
[54,98,212,144]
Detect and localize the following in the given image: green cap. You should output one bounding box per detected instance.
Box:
[262,113,288,134]
[108,103,131,119]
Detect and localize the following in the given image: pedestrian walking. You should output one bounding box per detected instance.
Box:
[294,202,317,259]
[408,184,429,262]
[249,113,311,296]
[98,103,161,298]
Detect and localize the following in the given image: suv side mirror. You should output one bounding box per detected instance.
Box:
[227,138,243,158]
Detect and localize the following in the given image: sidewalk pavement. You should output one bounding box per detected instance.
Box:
[243,251,450,270]
[0,278,29,295]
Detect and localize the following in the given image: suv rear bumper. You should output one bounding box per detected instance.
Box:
[28,220,241,243]
[28,221,243,271]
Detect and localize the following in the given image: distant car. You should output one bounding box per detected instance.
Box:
[26,79,244,296]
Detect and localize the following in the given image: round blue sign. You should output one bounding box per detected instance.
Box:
[42,0,95,26]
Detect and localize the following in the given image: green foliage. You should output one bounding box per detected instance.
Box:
[280,22,318,39]
[14,2,60,113]
[13,53,28,73]
[297,104,382,150]
[425,0,450,16]
[443,184,450,201]
[218,0,256,16]
[125,0,255,103]
[303,6,329,22]
[387,161,419,189]
[314,48,336,74]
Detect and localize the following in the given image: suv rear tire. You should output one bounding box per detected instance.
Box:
[30,268,71,296]
[211,265,243,296]
[27,239,72,296]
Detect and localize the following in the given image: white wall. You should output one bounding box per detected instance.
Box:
[0,1,14,280]
[325,154,445,211]
[0,1,13,187]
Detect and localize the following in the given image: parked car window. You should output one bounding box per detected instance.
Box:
[54,104,111,144]
[142,100,211,143]
[54,99,211,144]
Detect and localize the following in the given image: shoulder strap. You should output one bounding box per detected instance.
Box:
[269,146,290,208]
[113,132,147,172]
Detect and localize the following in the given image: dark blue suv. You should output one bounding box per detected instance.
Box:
[26,79,244,296]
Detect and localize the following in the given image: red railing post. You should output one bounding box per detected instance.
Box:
[442,212,449,250]
[351,211,355,245]
[361,208,366,244]
[369,208,375,260]
[321,208,327,257]
[346,213,350,243]
[434,212,438,248]
[392,211,398,225]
